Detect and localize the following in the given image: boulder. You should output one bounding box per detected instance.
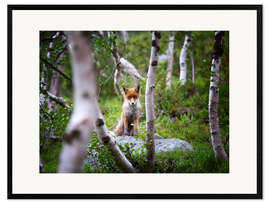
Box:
[86,133,193,169]
[114,135,193,154]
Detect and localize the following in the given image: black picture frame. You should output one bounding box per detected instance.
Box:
[7,4,263,199]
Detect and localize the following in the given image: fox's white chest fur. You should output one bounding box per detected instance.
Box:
[123,99,141,124]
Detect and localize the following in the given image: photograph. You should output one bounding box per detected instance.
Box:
[39,31,229,173]
[8,4,262,198]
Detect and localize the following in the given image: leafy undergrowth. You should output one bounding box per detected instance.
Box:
[40,140,63,173]
[82,90,229,173]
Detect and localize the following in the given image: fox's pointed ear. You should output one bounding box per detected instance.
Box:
[123,87,128,94]
[136,85,140,93]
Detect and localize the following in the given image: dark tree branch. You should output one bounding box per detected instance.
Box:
[41,57,72,82]
[54,44,68,63]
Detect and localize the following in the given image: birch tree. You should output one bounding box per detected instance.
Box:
[40,32,60,106]
[179,34,192,85]
[190,49,195,84]
[47,39,66,111]
[166,31,176,88]
[145,31,161,172]
[120,31,129,42]
[208,31,228,161]
[107,32,143,97]
[58,31,135,172]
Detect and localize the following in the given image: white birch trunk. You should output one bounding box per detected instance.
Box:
[179,34,192,85]
[114,68,123,96]
[58,32,135,172]
[48,67,62,111]
[48,40,66,110]
[120,31,128,42]
[208,31,228,161]
[58,32,96,172]
[166,31,176,88]
[40,33,59,106]
[145,31,161,171]
[191,50,195,84]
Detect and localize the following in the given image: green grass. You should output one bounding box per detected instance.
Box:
[40,87,229,173]
[40,141,63,173]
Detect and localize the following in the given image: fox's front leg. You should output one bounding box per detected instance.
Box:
[133,112,140,137]
[123,113,129,136]
[116,121,123,136]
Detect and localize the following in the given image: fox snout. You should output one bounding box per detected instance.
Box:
[129,98,137,106]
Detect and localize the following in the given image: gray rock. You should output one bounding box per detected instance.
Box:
[114,135,193,155]
[86,133,193,168]
[154,138,193,153]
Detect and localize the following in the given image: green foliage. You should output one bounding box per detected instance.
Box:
[83,133,121,173]
[40,141,63,173]
[40,31,229,173]
[155,147,229,173]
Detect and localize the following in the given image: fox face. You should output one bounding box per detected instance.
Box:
[123,86,140,107]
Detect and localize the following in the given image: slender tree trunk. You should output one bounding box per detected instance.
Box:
[41,32,61,140]
[47,67,61,111]
[120,31,128,42]
[40,33,59,106]
[208,31,228,161]
[48,34,67,110]
[58,32,135,172]
[190,49,195,84]
[166,31,176,88]
[145,31,161,172]
[179,34,192,85]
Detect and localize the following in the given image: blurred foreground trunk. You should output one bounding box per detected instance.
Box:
[58,31,135,172]
[208,31,228,161]
[145,31,161,172]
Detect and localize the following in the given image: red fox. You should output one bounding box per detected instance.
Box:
[116,86,141,136]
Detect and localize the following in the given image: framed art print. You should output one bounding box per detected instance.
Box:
[8,5,262,199]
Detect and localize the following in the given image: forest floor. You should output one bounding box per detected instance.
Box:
[41,95,229,173]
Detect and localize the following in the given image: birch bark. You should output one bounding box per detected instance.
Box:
[208,31,228,161]
[120,31,129,42]
[40,32,59,106]
[166,31,176,88]
[190,50,195,84]
[179,34,192,85]
[58,32,96,172]
[107,32,142,96]
[145,31,161,171]
[58,32,135,172]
